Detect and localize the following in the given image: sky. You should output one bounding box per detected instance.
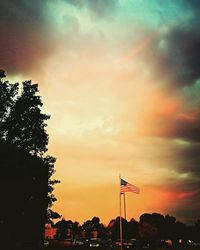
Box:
[1,0,200,225]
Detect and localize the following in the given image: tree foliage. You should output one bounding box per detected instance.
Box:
[0,78,50,155]
[51,214,200,248]
[0,71,59,247]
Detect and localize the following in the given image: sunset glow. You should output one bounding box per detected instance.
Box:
[1,0,200,225]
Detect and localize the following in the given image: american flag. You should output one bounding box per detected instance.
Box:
[120,178,140,194]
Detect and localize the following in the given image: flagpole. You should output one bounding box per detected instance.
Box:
[119,175,123,250]
[123,193,127,221]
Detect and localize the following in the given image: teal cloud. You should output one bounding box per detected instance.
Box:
[64,0,118,17]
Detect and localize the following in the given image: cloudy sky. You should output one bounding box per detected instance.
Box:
[1,0,200,225]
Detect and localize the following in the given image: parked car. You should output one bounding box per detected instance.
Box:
[89,238,102,248]
[113,239,131,249]
[74,238,86,247]
[123,241,133,249]
[43,239,50,247]
[193,242,200,247]
[160,239,172,248]
[101,239,113,248]
[122,240,139,249]
[112,239,123,248]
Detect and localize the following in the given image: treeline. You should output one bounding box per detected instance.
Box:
[52,214,200,245]
[0,70,58,248]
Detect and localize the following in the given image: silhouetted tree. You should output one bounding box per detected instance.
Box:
[73,221,82,238]
[90,217,107,239]
[82,219,93,239]
[187,219,200,242]
[151,213,165,239]
[0,78,18,140]
[91,217,100,230]
[44,213,200,245]
[164,214,177,242]
[47,209,62,226]
[4,81,49,154]
[0,73,59,248]
[55,219,70,240]
[174,221,186,245]
[108,217,128,240]
[139,213,164,249]
[128,218,139,239]
[55,219,82,240]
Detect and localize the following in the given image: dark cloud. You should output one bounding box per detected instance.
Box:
[151,180,200,224]
[147,110,200,144]
[145,0,200,90]
[173,113,200,142]
[166,142,200,177]
[144,23,200,192]
[187,0,200,13]
[179,144,200,174]
[172,177,199,193]
[0,0,118,75]
[0,0,54,75]
[172,190,200,224]
[154,179,200,224]
[156,29,200,87]
[150,3,200,222]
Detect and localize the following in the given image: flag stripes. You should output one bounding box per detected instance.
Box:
[120,178,140,194]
